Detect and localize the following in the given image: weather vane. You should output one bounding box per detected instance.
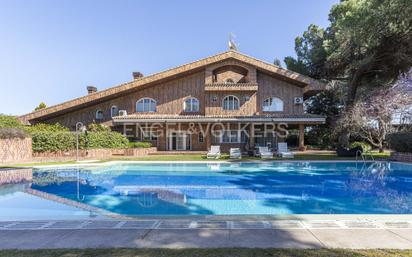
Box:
[228,33,238,51]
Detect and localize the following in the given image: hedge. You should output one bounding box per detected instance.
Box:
[128,141,152,148]
[0,128,28,139]
[31,131,129,152]
[387,132,412,153]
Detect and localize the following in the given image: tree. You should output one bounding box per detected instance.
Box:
[34,102,47,111]
[285,0,412,147]
[305,81,345,148]
[286,0,412,105]
[336,81,412,152]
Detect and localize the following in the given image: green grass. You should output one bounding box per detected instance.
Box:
[0,249,411,257]
[0,151,391,168]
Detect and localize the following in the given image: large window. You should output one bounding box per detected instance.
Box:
[95,109,103,120]
[262,97,284,112]
[111,105,119,117]
[184,97,199,112]
[222,95,239,110]
[136,98,156,112]
[212,130,248,144]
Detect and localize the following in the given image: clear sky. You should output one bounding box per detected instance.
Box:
[0,0,338,115]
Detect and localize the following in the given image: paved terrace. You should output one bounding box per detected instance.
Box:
[1,218,412,249]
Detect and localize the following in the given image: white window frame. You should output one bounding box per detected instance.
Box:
[262,97,284,112]
[222,95,239,110]
[184,97,200,112]
[110,105,119,117]
[136,98,156,112]
[139,127,158,141]
[95,109,103,120]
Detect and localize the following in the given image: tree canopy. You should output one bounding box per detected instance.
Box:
[285,0,412,105]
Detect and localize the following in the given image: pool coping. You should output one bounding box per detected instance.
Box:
[29,159,412,169]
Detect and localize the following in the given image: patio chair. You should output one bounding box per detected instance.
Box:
[258,146,273,159]
[277,142,294,158]
[207,145,221,159]
[230,148,242,159]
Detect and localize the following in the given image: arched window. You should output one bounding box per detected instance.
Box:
[111,105,119,117]
[222,95,239,110]
[95,109,104,120]
[184,97,199,112]
[262,97,284,112]
[136,98,156,112]
[225,78,235,84]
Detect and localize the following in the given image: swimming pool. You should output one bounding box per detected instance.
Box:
[1,161,412,219]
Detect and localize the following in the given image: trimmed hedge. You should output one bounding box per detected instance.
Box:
[31,130,129,152]
[387,132,412,153]
[128,141,152,148]
[84,131,129,149]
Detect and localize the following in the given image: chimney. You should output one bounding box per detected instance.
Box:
[133,72,144,80]
[87,85,97,94]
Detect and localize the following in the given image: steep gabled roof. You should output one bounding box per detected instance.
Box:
[20,50,326,123]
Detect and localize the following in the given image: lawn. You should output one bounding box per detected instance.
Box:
[0,151,391,168]
[0,249,411,257]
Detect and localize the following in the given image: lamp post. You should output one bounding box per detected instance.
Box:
[75,122,86,162]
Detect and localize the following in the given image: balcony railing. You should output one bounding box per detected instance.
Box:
[204,83,258,91]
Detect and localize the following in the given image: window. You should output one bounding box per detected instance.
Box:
[212,130,248,144]
[136,98,156,112]
[95,110,103,120]
[111,105,119,117]
[184,97,199,112]
[198,132,204,143]
[222,95,239,110]
[262,97,284,112]
[225,78,235,84]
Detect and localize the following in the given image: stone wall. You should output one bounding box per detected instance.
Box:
[390,152,412,163]
[0,138,32,164]
[33,147,157,159]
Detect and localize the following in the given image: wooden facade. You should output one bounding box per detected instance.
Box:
[20,50,327,152]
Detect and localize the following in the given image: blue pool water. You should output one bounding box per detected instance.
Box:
[1,161,412,219]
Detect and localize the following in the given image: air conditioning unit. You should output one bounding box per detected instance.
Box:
[119,110,127,116]
[294,97,304,105]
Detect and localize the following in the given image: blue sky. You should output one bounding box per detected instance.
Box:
[0,0,338,115]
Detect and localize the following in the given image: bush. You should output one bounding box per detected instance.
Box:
[87,122,111,132]
[128,141,152,148]
[31,129,129,153]
[84,131,129,149]
[0,128,28,139]
[387,132,412,153]
[31,131,76,152]
[0,115,24,129]
[350,141,372,152]
[25,123,69,133]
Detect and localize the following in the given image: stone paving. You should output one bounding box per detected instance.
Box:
[1,219,412,249]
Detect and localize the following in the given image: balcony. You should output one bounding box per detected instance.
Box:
[204,83,258,91]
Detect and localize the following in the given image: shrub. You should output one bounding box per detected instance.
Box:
[387,132,412,153]
[350,141,372,152]
[87,122,111,132]
[31,131,76,152]
[82,131,129,149]
[0,115,24,129]
[0,128,28,139]
[128,141,152,148]
[25,123,69,133]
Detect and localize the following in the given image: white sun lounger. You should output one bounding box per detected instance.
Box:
[207,145,221,159]
[230,148,242,159]
[278,142,294,158]
[258,146,273,159]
